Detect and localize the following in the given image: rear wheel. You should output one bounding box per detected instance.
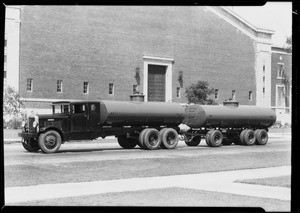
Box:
[242,129,256,146]
[239,129,247,145]
[143,128,161,150]
[22,138,40,152]
[138,128,149,149]
[255,129,268,145]
[184,134,201,146]
[206,130,223,147]
[38,130,62,153]
[117,137,137,149]
[160,128,179,149]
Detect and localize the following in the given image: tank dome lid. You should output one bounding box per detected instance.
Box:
[223,101,239,107]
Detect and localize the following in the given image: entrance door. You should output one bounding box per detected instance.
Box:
[148,65,166,102]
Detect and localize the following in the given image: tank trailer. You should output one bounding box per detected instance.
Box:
[18,100,276,153]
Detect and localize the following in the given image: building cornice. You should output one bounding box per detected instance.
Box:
[206,6,274,45]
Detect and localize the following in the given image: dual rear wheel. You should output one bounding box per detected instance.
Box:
[118,128,179,150]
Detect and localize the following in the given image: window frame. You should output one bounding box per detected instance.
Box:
[57,80,63,93]
[27,78,33,92]
[109,83,114,95]
[83,82,89,94]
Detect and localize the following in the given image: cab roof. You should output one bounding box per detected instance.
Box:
[52,100,99,105]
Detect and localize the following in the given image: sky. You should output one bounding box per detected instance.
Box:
[228,2,292,47]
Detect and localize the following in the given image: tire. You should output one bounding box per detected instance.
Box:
[159,128,168,148]
[222,138,232,146]
[138,128,149,149]
[255,129,268,145]
[143,128,161,150]
[22,138,40,152]
[205,130,214,147]
[242,129,256,146]
[207,130,223,147]
[239,129,248,145]
[184,134,201,146]
[38,130,62,153]
[160,128,179,149]
[117,137,137,149]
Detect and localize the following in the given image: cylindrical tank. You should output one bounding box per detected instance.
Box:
[99,100,186,126]
[183,104,276,128]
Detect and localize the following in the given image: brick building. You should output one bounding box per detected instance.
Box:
[5,6,274,113]
[271,46,292,125]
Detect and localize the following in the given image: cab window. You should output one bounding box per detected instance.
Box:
[72,104,86,114]
[90,104,97,114]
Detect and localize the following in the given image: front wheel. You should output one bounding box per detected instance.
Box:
[38,130,62,153]
[22,138,40,152]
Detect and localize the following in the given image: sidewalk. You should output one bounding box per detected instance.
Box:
[3,128,291,144]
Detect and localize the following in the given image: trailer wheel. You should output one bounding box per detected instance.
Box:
[38,130,62,153]
[117,137,137,149]
[138,128,149,149]
[160,128,179,149]
[143,128,161,150]
[205,130,213,147]
[255,129,268,145]
[184,135,201,146]
[22,138,40,152]
[242,129,256,146]
[206,130,223,147]
[239,130,247,145]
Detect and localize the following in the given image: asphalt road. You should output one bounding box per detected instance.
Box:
[4,135,291,211]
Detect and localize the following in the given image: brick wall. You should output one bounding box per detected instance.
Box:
[19,6,256,107]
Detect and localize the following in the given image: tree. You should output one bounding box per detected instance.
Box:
[284,36,292,53]
[185,80,217,105]
[3,85,26,129]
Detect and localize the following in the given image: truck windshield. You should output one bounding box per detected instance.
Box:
[52,104,70,115]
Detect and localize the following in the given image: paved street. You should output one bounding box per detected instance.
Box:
[4,134,291,211]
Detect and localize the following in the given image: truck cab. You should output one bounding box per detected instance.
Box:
[19,101,101,153]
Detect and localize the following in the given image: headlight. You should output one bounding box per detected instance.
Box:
[33,121,38,128]
[21,121,26,127]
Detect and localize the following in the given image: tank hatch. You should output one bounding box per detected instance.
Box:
[223,101,239,107]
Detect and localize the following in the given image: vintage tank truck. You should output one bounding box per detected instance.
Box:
[18,100,276,153]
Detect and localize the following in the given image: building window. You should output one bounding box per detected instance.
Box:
[4,39,7,48]
[263,64,265,74]
[263,76,265,84]
[232,90,236,101]
[277,86,284,107]
[27,78,33,92]
[249,91,253,101]
[278,64,284,78]
[176,87,181,98]
[4,70,7,79]
[83,82,89,94]
[109,83,114,95]
[57,80,63,93]
[133,85,138,94]
[215,89,219,100]
[263,87,265,98]
[4,55,7,63]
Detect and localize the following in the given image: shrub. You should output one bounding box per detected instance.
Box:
[3,85,26,129]
[185,80,217,105]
